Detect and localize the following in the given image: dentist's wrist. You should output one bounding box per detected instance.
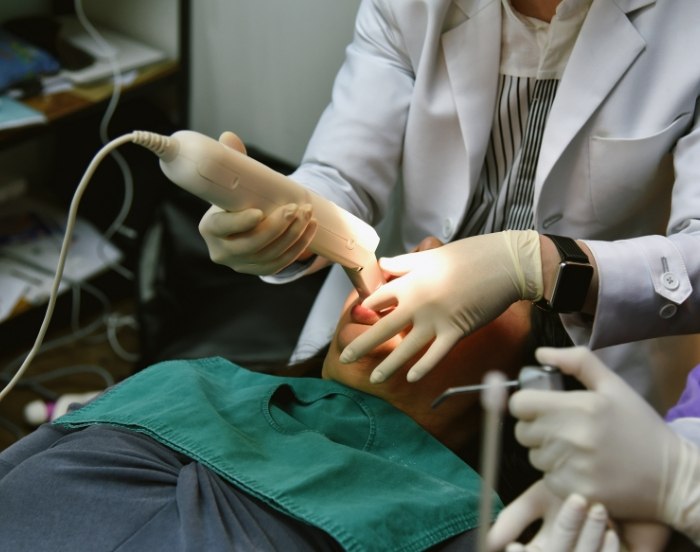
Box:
[538,234,598,315]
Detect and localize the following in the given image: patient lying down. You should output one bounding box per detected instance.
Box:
[0,248,560,551]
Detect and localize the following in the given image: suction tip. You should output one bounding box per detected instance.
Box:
[481,371,508,412]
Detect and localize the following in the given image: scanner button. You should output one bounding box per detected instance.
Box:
[198,159,240,190]
[346,239,356,250]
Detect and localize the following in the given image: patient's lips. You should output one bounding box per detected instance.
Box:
[336,301,382,349]
[350,303,381,325]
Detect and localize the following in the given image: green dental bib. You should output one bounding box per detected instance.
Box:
[56,358,497,551]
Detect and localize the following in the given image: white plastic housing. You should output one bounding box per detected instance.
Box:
[159,130,384,297]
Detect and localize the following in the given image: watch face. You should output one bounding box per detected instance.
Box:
[552,262,594,313]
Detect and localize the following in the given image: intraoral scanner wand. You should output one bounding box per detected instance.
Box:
[135,130,385,299]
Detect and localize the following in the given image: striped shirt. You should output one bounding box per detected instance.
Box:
[459,0,592,237]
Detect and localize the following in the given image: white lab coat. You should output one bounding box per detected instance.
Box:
[273,0,700,399]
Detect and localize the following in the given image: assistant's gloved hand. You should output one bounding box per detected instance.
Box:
[197,131,318,275]
[339,230,543,383]
[488,481,620,552]
[510,346,700,544]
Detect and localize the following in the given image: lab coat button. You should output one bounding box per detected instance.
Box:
[442,219,454,238]
[660,272,680,291]
[659,303,678,319]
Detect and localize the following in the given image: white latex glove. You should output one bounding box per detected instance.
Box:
[339,230,543,383]
[197,131,317,275]
[510,346,700,544]
[488,481,620,552]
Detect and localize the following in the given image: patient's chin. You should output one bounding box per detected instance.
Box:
[324,336,395,387]
[323,354,375,386]
[337,323,398,357]
[337,323,365,349]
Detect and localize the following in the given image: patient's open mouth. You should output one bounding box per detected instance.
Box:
[337,301,398,352]
[350,302,381,325]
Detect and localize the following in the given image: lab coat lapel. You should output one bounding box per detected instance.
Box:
[535,0,653,198]
[442,0,501,186]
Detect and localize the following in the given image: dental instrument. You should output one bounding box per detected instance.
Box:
[432,367,562,551]
[431,364,564,409]
[476,371,508,552]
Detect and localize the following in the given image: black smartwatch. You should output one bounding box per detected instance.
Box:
[535,234,593,313]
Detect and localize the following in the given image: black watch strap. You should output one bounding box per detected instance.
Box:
[536,234,593,313]
[545,234,588,263]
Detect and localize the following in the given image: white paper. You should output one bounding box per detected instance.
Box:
[0,198,123,314]
[0,259,31,322]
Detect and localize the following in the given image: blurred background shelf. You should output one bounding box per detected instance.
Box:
[0,0,189,450]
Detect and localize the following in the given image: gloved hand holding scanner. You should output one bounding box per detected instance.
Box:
[155,130,385,299]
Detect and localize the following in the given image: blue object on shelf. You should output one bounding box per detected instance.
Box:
[0,28,60,91]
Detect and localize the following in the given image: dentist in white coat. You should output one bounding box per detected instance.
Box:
[199,0,700,398]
